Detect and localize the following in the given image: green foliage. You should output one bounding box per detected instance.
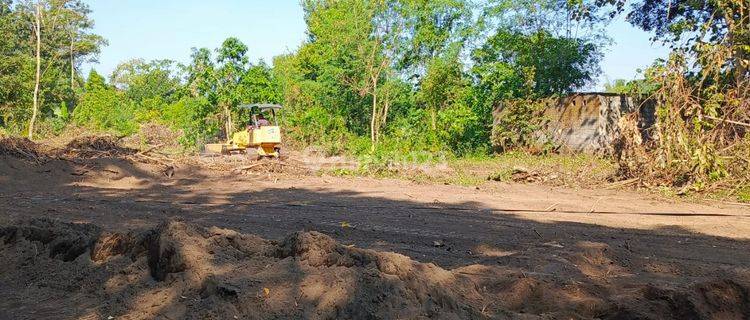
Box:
[0,1,33,131]
[160,97,216,147]
[241,62,280,104]
[604,75,660,95]
[48,101,70,133]
[73,85,137,135]
[394,0,473,72]
[298,0,381,135]
[474,29,602,97]
[110,59,181,105]
[603,79,630,94]
[418,54,468,117]
[284,105,351,155]
[85,70,107,91]
[185,38,280,139]
[491,99,545,152]
[215,37,249,108]
[0,0,106,136]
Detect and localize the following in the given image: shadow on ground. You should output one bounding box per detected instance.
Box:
[1,154,749,319]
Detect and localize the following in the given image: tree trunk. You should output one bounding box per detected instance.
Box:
[29,2,42,140]
[430,108,437,130]
[224,103,233,141]
[370,76,378,150]
[380,94,390,143]
[70,32,74,91]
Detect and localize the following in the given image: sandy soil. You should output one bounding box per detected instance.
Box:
[1,146,750,319]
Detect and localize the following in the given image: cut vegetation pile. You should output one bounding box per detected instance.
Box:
[0,136,46,161]
[1,218,748,320]
[198,156,312,176]
[61,135,137,158]
[233,159,311,176]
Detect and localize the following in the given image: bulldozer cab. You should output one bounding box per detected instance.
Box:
[236,104,283,157]
[241,104,281,129]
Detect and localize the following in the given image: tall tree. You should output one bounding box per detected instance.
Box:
[110,59,181,105]
[0,0,33,128]
[215,37,249,137]
[186,38,261,138]
[396,0,473,77]
[627,0,748,82]
[5,0,105,138]
[29,1,41,139]
[474,0,611,97]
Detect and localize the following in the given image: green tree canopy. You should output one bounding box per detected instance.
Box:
[110,59,182,105]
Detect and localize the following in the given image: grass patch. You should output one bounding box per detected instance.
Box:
[738,188,750,202]
[321,151,616,188]
[445,152,616,187]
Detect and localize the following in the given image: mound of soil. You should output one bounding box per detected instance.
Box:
[0,136,46,161]
[1,219,748,320]
[0,219,484,319]
[62,135,136,158]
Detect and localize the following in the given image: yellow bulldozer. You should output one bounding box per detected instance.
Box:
[204,104,283,158]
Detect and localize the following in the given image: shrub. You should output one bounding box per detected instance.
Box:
[160,97,217,147]
[284,105,351,155]
[491,99,545,152]
[72,88,137,135]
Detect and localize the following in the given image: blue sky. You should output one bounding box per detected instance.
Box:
[84,0,670,90]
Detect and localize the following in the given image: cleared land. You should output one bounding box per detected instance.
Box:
[1,140,749,319]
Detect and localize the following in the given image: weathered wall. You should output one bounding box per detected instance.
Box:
[493,93,653,154]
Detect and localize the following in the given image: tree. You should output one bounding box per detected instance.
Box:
[299,0,425,146]
[603,78,629,94]
[214,38,249,137]
[418,53,468,129]
[627,0,748,82]
[299,0,383,141]
[1,0,104,138]
[29,1,40,139]
[84,69,106,91]
[0,0,33,129]
[396,0,473,76]
[476,29,602,97]
[73,69,136,134]
[110,59,181,105]
[186,38,275,139]
[241,61,280,104]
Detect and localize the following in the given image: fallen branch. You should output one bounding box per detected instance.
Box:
[275,161,308,170]
[233,162,267,172]
[703,115,750,128]
[137,143,164,156]
[606,178,640,189]
[131,153,172,167]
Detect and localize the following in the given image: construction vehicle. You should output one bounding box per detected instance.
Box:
[204,104,283,158]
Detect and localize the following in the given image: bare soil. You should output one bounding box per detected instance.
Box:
[1,141,750,319]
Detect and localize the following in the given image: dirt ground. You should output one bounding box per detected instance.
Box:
[1,139,750,319]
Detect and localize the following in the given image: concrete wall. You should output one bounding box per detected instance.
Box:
[492,93,653,154]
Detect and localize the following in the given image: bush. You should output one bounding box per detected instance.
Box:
[284,105,351,155]
[160,97,217,147]
[73,88,137,135]
[491,99,545,152]
[615,55,749,193]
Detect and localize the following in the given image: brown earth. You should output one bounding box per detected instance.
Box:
[1,140,750,319]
